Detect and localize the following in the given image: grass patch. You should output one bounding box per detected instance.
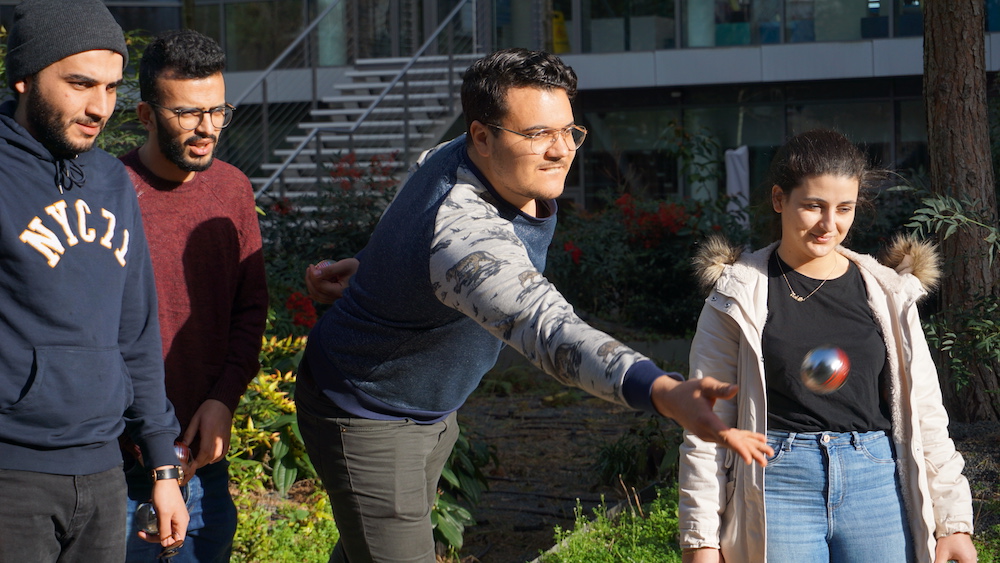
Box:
[231,482,339,563]
[536,487,682,562]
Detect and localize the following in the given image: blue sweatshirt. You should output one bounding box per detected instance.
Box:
[305,136,666,422]
[0,101,178,474]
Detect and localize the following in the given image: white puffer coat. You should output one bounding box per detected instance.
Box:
[678,236,974,563]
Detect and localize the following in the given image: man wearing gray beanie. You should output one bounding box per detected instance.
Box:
[0,0,189,561]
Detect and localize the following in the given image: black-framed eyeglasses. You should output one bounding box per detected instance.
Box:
[148,102,235,131]
[486,123,587,155]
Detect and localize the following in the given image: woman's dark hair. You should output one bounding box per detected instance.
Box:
[767,129,886,239]
[460,48,577,138]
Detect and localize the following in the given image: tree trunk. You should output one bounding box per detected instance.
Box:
[924,0,1000,421]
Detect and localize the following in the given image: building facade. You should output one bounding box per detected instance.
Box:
[1,0,996,207]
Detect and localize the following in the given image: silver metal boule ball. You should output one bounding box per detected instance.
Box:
[800,346,850,394]
[135,502,158,535]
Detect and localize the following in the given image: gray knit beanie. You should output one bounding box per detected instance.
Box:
[6,0,128,89]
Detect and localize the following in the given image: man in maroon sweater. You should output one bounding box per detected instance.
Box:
[120,29,268,562]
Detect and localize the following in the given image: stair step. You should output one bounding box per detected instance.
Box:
[274,146,408,158]
[310,105,449,117]
[285,131,435,142]
[298,119,439,130]
[346,67,464,80]
[353,53,482,68]
[252,175,397,185]
[334,80,458,93]
[261,159,404,169]
[320,93,445,104]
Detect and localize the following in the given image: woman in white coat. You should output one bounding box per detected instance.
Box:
[678,129,976,563]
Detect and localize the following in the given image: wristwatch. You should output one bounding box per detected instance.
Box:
[151,466,183,482]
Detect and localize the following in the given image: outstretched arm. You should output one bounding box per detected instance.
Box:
[651,375,771,466]
[428,180,769,464]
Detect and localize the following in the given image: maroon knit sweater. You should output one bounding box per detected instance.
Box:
[121,149,268,436]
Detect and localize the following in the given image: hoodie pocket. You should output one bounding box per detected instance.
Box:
[0,346,133,447]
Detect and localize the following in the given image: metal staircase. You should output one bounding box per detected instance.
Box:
[242,0,480,204]
[257,53,479,199]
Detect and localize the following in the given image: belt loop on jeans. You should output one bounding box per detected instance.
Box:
[782,432,796,452]
[851,431,862,449]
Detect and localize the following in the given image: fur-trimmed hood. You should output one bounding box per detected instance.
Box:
[693,235,941,297]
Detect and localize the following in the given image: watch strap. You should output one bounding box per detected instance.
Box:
[151,466,182,482]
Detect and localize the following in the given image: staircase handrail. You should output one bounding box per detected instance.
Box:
[334,0,471,136]
[254,0,474,199]
[231,0,343,109]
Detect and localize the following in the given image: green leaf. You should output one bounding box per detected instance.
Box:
[262,413,297,431]
[432,508,465,549]
[272,455,297,496]
[439,464,460,488]
[272,436,290,460]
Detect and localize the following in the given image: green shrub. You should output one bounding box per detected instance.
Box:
[231,487,339,563]
[593,416,683,490]
[260,152,399,336]
[547,191,749,337]
[538,487,682,562]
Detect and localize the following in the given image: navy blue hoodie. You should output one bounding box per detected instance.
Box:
[0,101,178,475]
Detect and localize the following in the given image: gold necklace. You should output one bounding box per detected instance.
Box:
[776,256,839,302]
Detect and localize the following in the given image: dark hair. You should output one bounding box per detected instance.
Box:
[139,29,226,103]
[460,48,577,137]
[767,129,885,239]
[768,129,877,193]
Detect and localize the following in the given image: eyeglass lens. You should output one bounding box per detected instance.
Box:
[177,107,233,130]
[529,127,586,154]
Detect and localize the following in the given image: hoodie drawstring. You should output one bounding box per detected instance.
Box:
[55,158,86,194]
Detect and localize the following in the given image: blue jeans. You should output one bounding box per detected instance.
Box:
[764,430,913,563]
[125,460,236,563]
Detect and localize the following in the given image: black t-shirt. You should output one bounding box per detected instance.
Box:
[762,251,892,433]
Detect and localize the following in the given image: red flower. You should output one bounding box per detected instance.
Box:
[271,198,292,216]
[285,291,317,328]
[563,241,583,265]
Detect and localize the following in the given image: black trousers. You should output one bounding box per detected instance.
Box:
[0,465,127,562]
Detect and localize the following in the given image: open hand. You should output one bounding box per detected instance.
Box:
[651,375,772,466]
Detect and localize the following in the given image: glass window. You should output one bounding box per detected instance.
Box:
[787,101,893,166]
[785,0,816,42]
[582,0,676,53]
[580,108,682,203]
[861,0,890,38]
[552,0,573,53]
[109,5,182,35]
[897,99,927,172]
[685,104,784,201]
[895,0,923,37]
[492,0,535,51]
[191,4,224,53]
[223,0,305,71]
[989,0,1000,32]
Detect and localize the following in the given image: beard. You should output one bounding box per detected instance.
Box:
[26,81,103,159]
[155,113,216,173]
